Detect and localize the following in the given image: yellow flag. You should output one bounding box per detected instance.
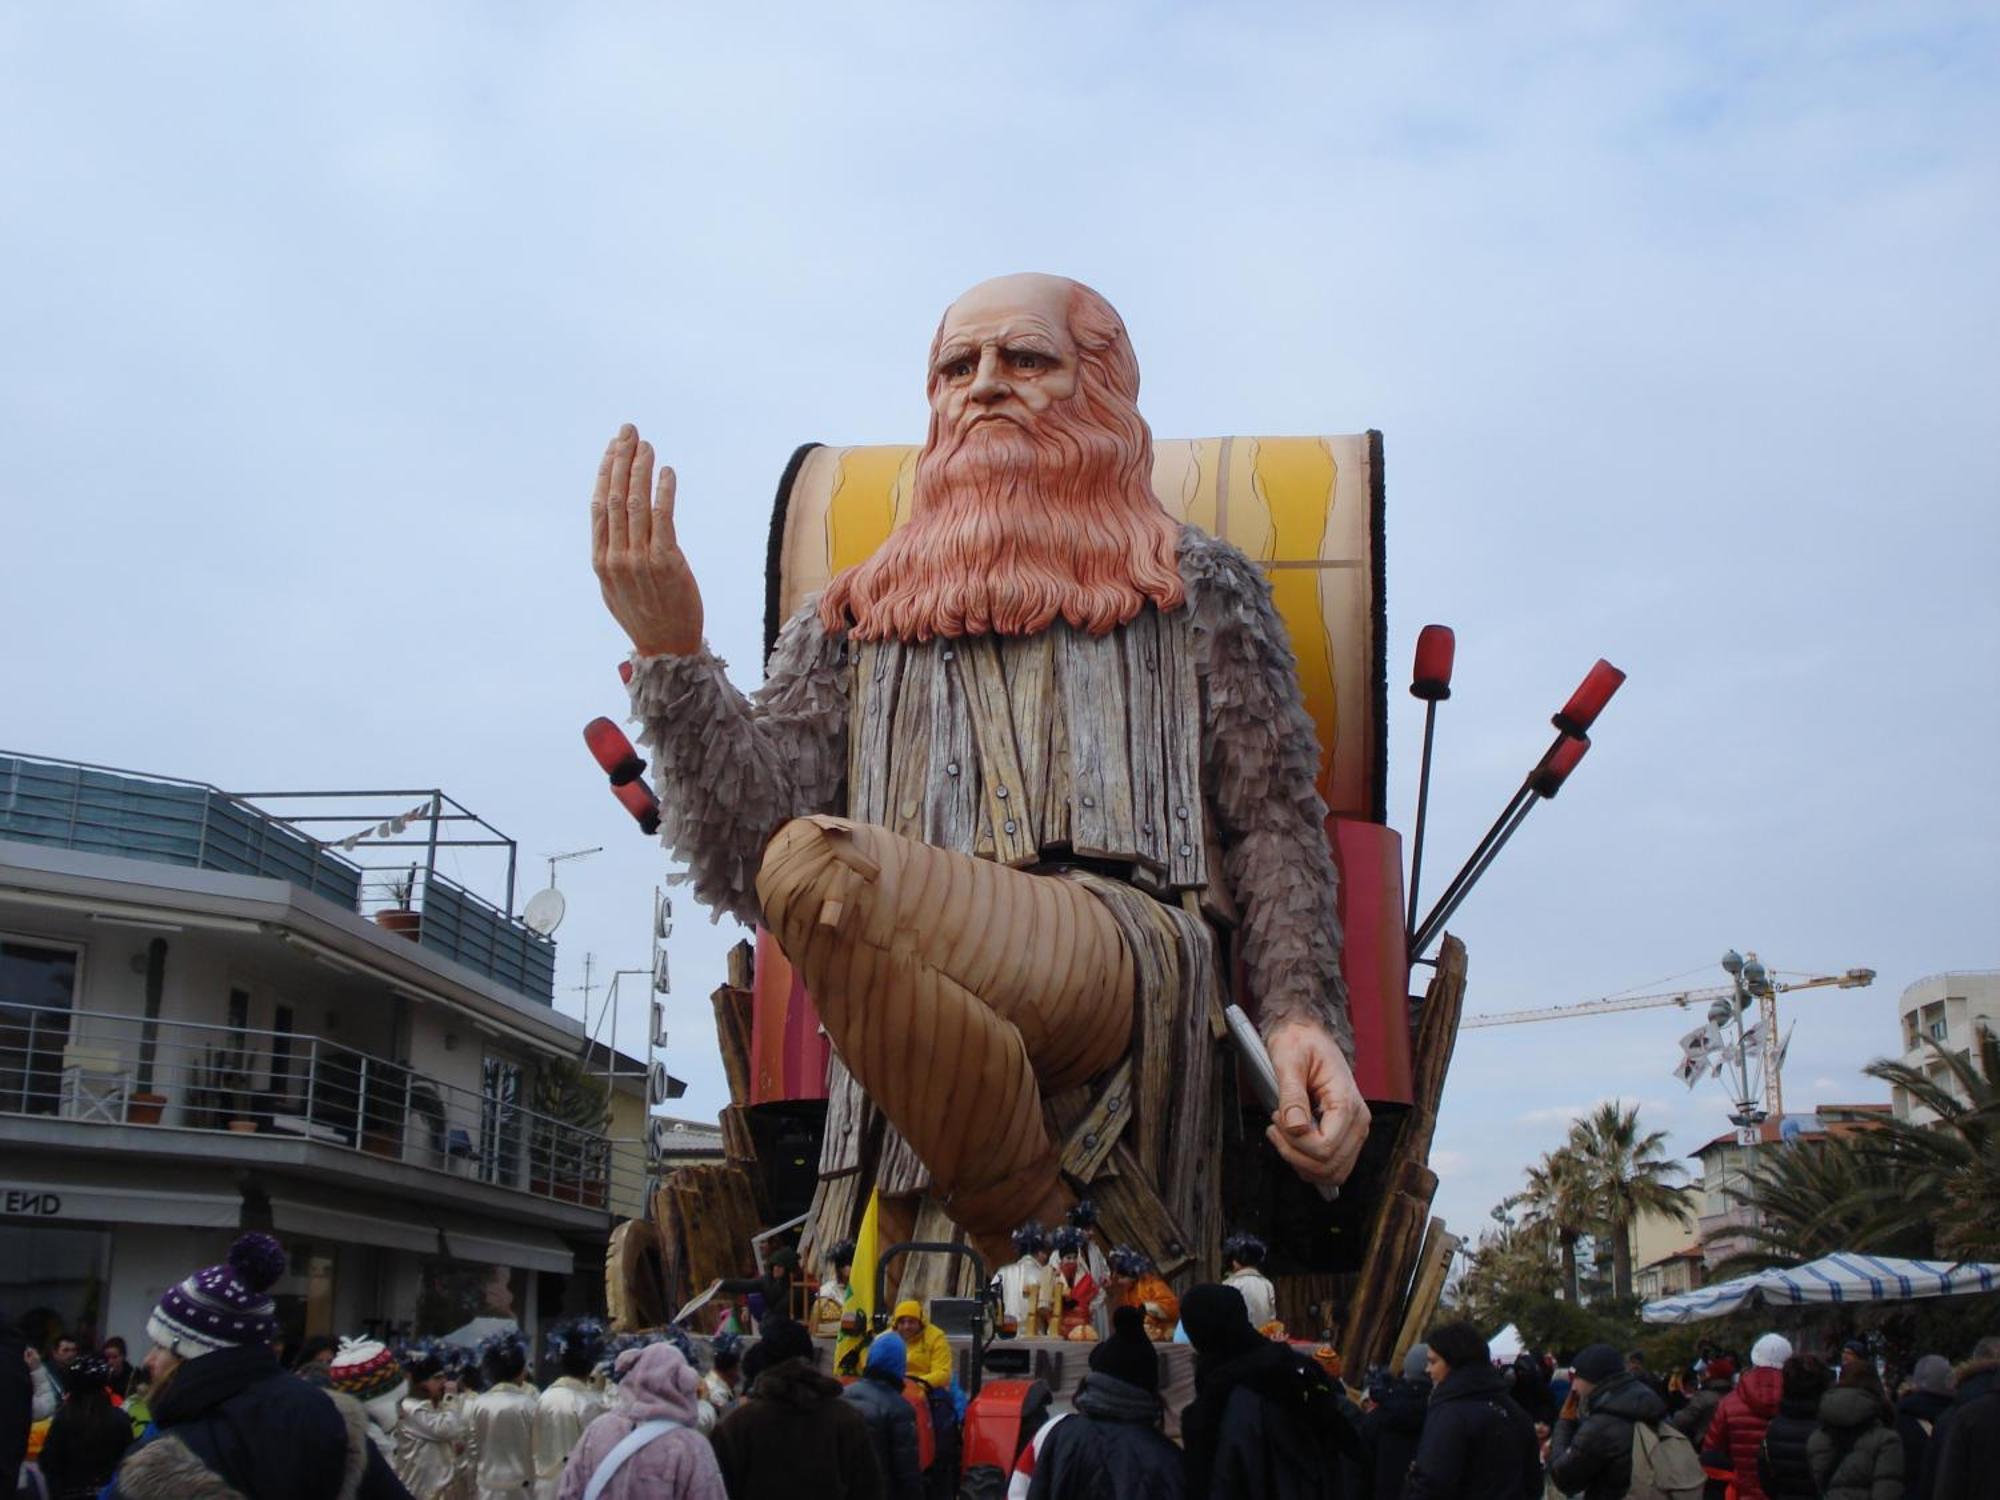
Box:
[834,1190,881,1376]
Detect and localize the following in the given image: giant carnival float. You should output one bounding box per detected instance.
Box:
[580,273,1621,1476]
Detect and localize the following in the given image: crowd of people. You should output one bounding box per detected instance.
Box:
[7,1229,1997,1500]
[1370,1325,1999,1500]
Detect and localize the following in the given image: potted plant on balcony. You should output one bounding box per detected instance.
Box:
[373,865,422,940]
[530,1055,611,1206]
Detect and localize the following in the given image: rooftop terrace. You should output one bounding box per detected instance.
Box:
[0,752,556,1004]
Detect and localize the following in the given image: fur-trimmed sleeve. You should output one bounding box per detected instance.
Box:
[626,601,849,927]
[1181,529,1353,1058]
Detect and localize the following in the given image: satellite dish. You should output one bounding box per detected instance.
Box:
[523,887,567,937]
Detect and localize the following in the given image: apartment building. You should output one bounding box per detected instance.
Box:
[0,751,694,1357]
[1891,971,1999,1123]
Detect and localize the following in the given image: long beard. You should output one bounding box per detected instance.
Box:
[819,391,1185,642]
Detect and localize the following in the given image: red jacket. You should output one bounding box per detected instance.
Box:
[1701,1366,1784,1500]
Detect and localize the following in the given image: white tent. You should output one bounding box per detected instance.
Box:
[1641,1253,1999,1325]
[440,1315,520,1349]
[1488,1322,1523,1362]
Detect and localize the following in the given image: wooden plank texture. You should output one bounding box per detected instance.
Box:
[1061,627,1134,859]
[710,984,755,1108]
[1118,608,1169,874]
[957,637,1039,865]
[1057,1057,1134,1183]
[1158,608,1207,890]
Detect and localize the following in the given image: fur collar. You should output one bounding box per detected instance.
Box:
[114,1438,250,1500]
[113,1390,373,1500]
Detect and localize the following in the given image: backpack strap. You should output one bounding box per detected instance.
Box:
[582,1418,680,1500]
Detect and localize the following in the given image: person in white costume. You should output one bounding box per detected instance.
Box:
[466,1330,539,1500]
[395,1345,473,1500]
[532,1321,608,1500]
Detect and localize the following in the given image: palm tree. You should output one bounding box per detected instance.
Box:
[1707,1133,1932,1279]
[1861,1027,2000,1259]
[1566,1101,1693,1300]
[1521,1146,1593,1304]
[1456,1196,1560,1328]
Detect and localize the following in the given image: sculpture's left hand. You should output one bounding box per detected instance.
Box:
[1265,1019,1371,1188]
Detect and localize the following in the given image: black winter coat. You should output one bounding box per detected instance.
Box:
[106,1345,411,1500]
[0,1323,30,1496]
[1405,1363,1540,1500]
[1358,1377,1429,1500]
[1755,1394,1822,1500]
[1923,1363,2000,1500]
[1892,1388,1950,1500]
[1181,1339,1358,1500]
[1547,1371,1669,1500]
[36,1396,134,1500]
[1028,1373,1184,1500]
[841,1372,921,1500]
[709,1356,883,1500]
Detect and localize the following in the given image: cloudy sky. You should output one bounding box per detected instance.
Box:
[4,4,1994,1251]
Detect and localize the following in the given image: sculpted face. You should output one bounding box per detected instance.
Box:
[930,274,1081,444]
[818,272,1186,642]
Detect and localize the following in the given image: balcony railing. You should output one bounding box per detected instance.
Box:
[0,1004,648,1216]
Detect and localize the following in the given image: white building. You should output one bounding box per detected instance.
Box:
[1891,971,1999,1123]
[0,752,699,1359]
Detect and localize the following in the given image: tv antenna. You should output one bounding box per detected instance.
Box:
[522,846,602,937]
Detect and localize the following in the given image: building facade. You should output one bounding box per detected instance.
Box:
[1689,1103,1891,1271]
[1891,971,1999,1123]
[0,752,688,1359]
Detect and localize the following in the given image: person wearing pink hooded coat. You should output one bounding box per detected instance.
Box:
[555,1342,726,1500]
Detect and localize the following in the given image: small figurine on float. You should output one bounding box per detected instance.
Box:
[1105,1246,1179,1343]
[1052,1226,1100,1341]
[811,1240,856,1338]
[993,1222,1062,1338]
[1221,1231,1281,1336]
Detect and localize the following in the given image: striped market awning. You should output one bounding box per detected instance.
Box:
[1641,1253,2000,1324]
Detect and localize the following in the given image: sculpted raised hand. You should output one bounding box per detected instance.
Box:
[591,423,704,657]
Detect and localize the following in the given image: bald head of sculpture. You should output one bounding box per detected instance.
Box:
[819,273,1185,643]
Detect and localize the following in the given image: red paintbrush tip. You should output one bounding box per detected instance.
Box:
[583,717,646,786]
[1531,735,1590,798]
[1411,625,1456,702]
[612,777,661,836]
[1552,659,1625,738]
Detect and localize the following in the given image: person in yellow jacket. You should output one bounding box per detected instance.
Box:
[890,1299,961,1484]
[890,1301,953,1390]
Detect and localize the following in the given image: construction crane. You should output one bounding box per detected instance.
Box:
[1461,960,1876,1121]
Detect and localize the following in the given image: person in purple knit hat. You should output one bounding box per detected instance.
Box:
[104,1231,412,1500]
